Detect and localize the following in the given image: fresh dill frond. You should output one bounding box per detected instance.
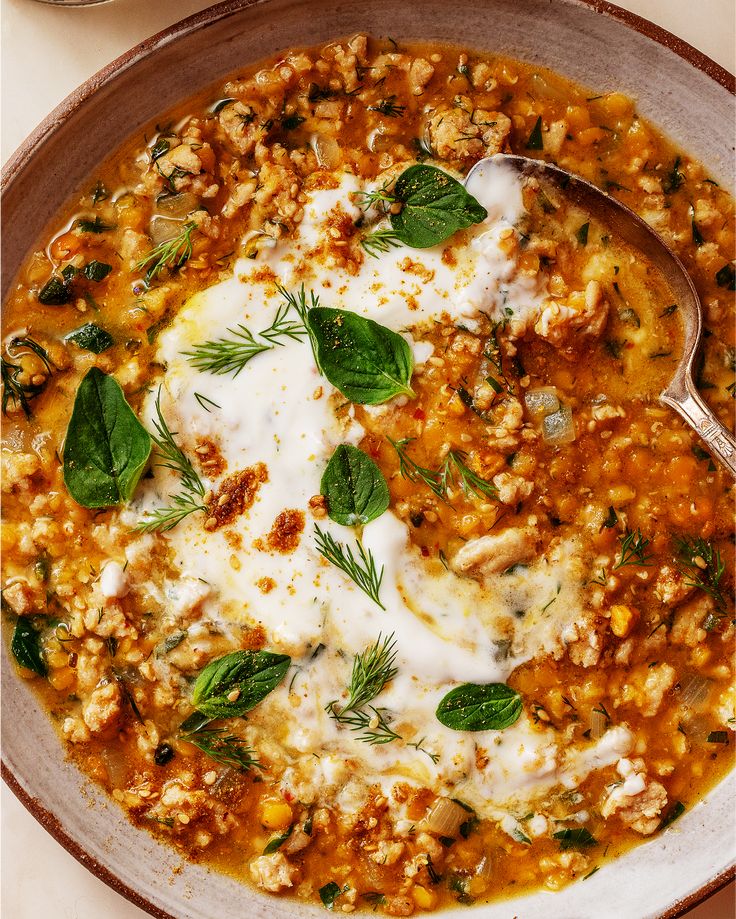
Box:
[1,337,53,417]
[135,221,198,284]
[356,180,396,213]
[368,96,406,118]
[361,228,402,258]
[183,301,306,377]
[137,388,207,532]
[674,535,727,616]
[613,528,654,569]
[327,634,400,744]
[193,391,221,412]
[314,525,385,609]
[388,438,497,502]
[182,726,262,771]
[274,282,322,369]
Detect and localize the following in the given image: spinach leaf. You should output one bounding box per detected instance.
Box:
[65,323,114,354]
[191,649,291,719]
[390,165,487,248]
[552,827,597,850]
[715,263,735,290]
[83,260,112,283]
[321,444,389,526]
[307,307,414,404]
[11,618,47,677]
[38,277,70,306]
[63,367,152,508]
[526,116,544,150]
[319,882,345,910]
[658,801,685,831]
[263,825,293,854]
[436,682,522,731]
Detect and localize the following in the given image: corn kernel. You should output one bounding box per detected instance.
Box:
[261,800,293,830]
[610,604,639,638]
[411,886,437,910]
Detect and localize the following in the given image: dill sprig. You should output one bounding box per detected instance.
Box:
[183,300,307,377]
[361,228,402,258]
[368,96,406,118]
[1,337,53,417]
[389,438,498,502]
[314,525,385,609]
[135,221,198,285]
[613,527,654,569]
[137,389,207,532]
[674,535,727,616]
[356,180,396,213]
[182,726,262,772]
[274,282,322,370]
[327,634,400,744]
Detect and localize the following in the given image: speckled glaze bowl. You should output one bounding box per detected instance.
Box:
[2,1,734,916]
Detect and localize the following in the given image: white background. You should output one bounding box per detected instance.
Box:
[1,0,734,916]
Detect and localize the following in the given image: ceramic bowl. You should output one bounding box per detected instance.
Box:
[2,1,734,916]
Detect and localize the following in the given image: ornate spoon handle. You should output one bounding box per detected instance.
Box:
[661,387,736,476]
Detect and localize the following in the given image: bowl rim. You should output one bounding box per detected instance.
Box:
[1,1,734,917]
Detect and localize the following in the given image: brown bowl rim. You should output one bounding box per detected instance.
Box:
[2,1,734,917]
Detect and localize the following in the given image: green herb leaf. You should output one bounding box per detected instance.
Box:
[182,727,262,772]
[319,881,345,910]
[314,525,385,609]
[553,827,597,850]
[307,307,415,404]
[83,260,112,283]
[525,116,544,150]
[707,730,729,744]
[658,801,685,831]
[2,337,53,418]
[281,113,306,131]
[388,165,487,249]
[263,825,293,853]
[715,263,735,290]
[601,506,618,529]
[76,216,115,234]
[151,138,170,160]
[65,323,114,354]
[663,157,684,194]
[63,367,152,508]
[11,618,47,676]
[38,277,70,306]
[321,444,389,526]
[436,683,522,731]
[576,222,589,246]
[191,650,291,719]
[136,221,198,285]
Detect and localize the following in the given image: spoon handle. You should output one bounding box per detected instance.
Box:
[661,388,736,476]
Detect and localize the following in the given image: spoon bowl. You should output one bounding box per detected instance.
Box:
[466,154,736,475]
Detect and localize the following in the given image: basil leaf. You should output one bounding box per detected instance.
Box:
[38,277,70,306]
[11,619,47,676]
[390,165,487,248]
[307,307,415,404]
[191,649,291,719]
[321,444,389,526]
[83,260,112,283]
[63,367,152,508]
[65,323,114,354]
[436,682,522,731]
[319,882,345,910]
[552,827,597,850]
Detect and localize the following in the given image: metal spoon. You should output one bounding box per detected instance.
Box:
[465,153,736,476]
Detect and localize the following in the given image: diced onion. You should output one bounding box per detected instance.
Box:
[542,405,576,444]
[312,134,340,168]
[475,854,493,881]
[422,797,469,837]
[678,674,712,709]
[155,192,199,218]
[590,709,608,740]
[149,215,187,246]
[524,387,560,422]
[682,713,711,743]
[529,73,569,102]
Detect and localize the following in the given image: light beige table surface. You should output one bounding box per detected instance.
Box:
[1,0,734,916]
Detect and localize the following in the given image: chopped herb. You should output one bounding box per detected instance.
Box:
[193,391,221,412]
[135,221,198,285]
[604,339,624,360]
[583,866,600,880]
[136,388,207,532]
[389,438,497,502]
[153,742,175,765]
[613,528,653,569]
[182,727,262,772]
[150,138,171,160]
[553,827,597,850]
[658,801,685,830]
[674,535,727,614]
[65,323,114,354]
[263,825,293,853]
[707,731,729,744]
[155,630,188,657]
[212,97,236,114]
[691,444,711,463]
[314,525,385,609]
[76,216,115,234]
[2,337,53,417]
[660,304,678,317]
[526,116,544,150]
[11,618,46,676]
[38,276,71,306]
[319,881,346,909]
[281,113,306,131]
[663,157,684,194]
[601,506,618,530]
[369,96,406,117]
[91,180,109,204]
[690,205,704,246]
[715,263,735,290]
[576,222,589,246]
